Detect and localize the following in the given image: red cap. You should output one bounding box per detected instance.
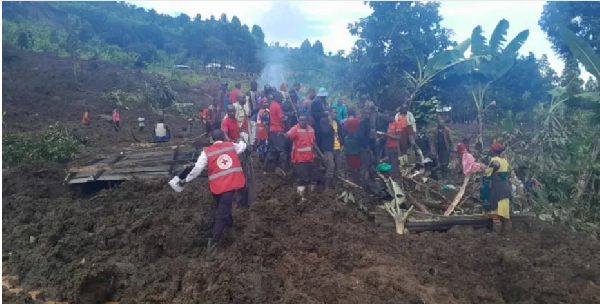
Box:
[490,143,505,153]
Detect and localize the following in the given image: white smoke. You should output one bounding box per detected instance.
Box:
[257,46,288,89]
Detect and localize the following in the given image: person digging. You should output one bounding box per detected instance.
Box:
[284,115,316,201]
[170,129,248,256]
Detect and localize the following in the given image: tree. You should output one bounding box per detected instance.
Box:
[251,25,265,44]
[558,27,600,202]
[347,1,452,103]
[539,2,600,60]
[312,40,324,56]
[462,19,529,149]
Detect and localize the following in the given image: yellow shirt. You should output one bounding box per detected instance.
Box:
[332,121,341,150]
[485,156,509,176]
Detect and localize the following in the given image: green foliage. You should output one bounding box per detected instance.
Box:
[412,98,441,126]
[539,2,600,60]
[2,123,81,163]
[146,80,177,109]
[560,27,600,80]
[2,1,266,72]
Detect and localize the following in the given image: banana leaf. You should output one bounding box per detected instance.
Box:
[559,27,600,80]
[489,19,509,54]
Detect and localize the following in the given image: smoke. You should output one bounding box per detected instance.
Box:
[257,46,288,90]
[256,2,326,90]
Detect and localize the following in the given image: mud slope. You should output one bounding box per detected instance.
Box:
[2,47,600,303]
[2,45,218,153]
[3,161,600,304]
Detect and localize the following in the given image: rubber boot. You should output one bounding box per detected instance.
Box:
[205,239,218,258]
[297,186,307,202]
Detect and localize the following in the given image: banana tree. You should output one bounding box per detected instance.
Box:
[463,19,529,150]
[398,38,472,110]
[559,27,600,202]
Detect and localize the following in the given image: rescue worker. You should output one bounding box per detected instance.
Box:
[221,105,240,142]
[82,109,91,126]
[175,129,247,254]
[233,92,251,144]
[285,115,316,200]
[265,92,287,175]
[481,143,512,232]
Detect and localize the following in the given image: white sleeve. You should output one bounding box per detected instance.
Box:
[234,141,247,154]
[185,151,208,183]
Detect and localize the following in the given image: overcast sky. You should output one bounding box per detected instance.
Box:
[130,1,589,78]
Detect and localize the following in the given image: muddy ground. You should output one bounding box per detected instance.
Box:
[3,47,600,303]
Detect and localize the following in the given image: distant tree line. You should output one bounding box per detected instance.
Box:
[2,1,267,71]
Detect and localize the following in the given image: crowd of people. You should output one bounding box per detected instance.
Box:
[82,80,516,254]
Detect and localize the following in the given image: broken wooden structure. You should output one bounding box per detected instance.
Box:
[65,145,200,184]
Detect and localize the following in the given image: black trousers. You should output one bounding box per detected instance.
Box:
[359,148,372,182]
[387,147,400,177]
[294,162,314,186]
[266,131,287,169]
[211,191,235,242]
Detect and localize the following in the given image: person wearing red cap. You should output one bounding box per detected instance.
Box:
[481,142,512,231]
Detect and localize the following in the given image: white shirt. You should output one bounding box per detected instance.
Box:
[394,111,417,133]
[155,123,167,137]
[185,141,247,183]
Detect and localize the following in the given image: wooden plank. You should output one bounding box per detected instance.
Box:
[109,165,172,173]
[69,159,194,173]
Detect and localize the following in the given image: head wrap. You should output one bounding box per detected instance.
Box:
[490,142,505,154]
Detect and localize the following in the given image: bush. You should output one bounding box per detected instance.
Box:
[2,123,81,163]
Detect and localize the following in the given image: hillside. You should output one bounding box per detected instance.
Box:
[2,1,266,71]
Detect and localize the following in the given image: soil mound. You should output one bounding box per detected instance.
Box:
[2,47,600,304]
[3,163,600,303]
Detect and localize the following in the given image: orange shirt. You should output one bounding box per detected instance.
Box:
[396,114,408,129]
[386,121,402,148]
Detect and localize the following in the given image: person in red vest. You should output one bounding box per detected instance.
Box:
[175,129,247,254]
[285,115,316,200]
[221,105,240,142]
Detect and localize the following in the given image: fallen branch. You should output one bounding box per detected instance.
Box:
[404,177,448,201]
[405,192,448,211]
[404,193,430,214]
[444,175,471,216]
[338,176,362,189]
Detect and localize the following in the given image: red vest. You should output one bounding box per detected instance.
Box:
[256,109,268,141]
[288,124,315,163]
[205,142,245,194]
